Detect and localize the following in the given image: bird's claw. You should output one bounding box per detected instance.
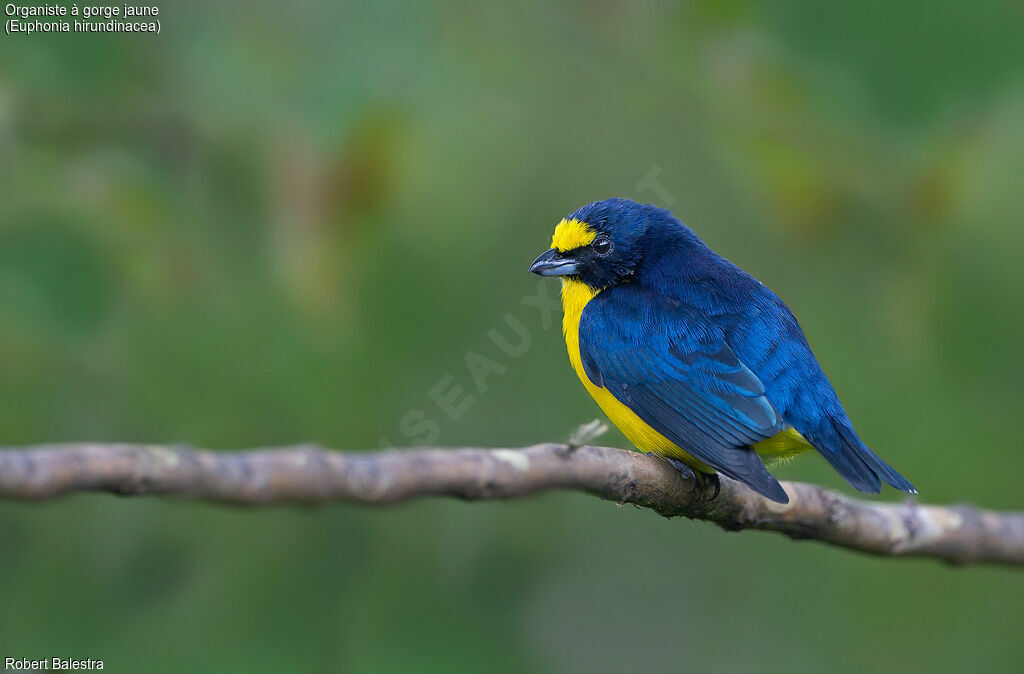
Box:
[559,419,608,456]
[702,473,721,501]
[656,455,721,501]
[660,456,700,493]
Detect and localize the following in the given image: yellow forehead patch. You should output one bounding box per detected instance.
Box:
[551,218,596,252]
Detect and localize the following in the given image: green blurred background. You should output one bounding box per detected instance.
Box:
[2,1,1024,671]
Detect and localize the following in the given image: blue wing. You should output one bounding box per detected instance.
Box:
[579,283,789,502]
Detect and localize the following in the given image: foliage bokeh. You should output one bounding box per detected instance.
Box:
[1,2,1023,672]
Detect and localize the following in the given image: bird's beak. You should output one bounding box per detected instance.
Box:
[529,248,578,276]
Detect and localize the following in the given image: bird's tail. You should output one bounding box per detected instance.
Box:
[805,421,916,495]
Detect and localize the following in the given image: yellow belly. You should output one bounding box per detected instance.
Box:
[560,278,813,471]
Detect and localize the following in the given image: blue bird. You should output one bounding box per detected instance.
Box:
[530,198,915,503]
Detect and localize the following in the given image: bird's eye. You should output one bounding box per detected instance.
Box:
[592,236,612,256]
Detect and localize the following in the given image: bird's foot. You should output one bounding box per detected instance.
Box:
[657,455,721,501]
[660,456,699,492]
[701,473,721,501]
[558,419,608,456]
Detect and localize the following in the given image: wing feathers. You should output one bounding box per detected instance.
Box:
[580,289,789,503]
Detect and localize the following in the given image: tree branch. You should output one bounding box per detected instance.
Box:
[0,442,1020,566]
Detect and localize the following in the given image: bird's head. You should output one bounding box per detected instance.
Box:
[529,198,682,289]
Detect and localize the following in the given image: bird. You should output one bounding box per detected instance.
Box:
[529,198,915,504]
